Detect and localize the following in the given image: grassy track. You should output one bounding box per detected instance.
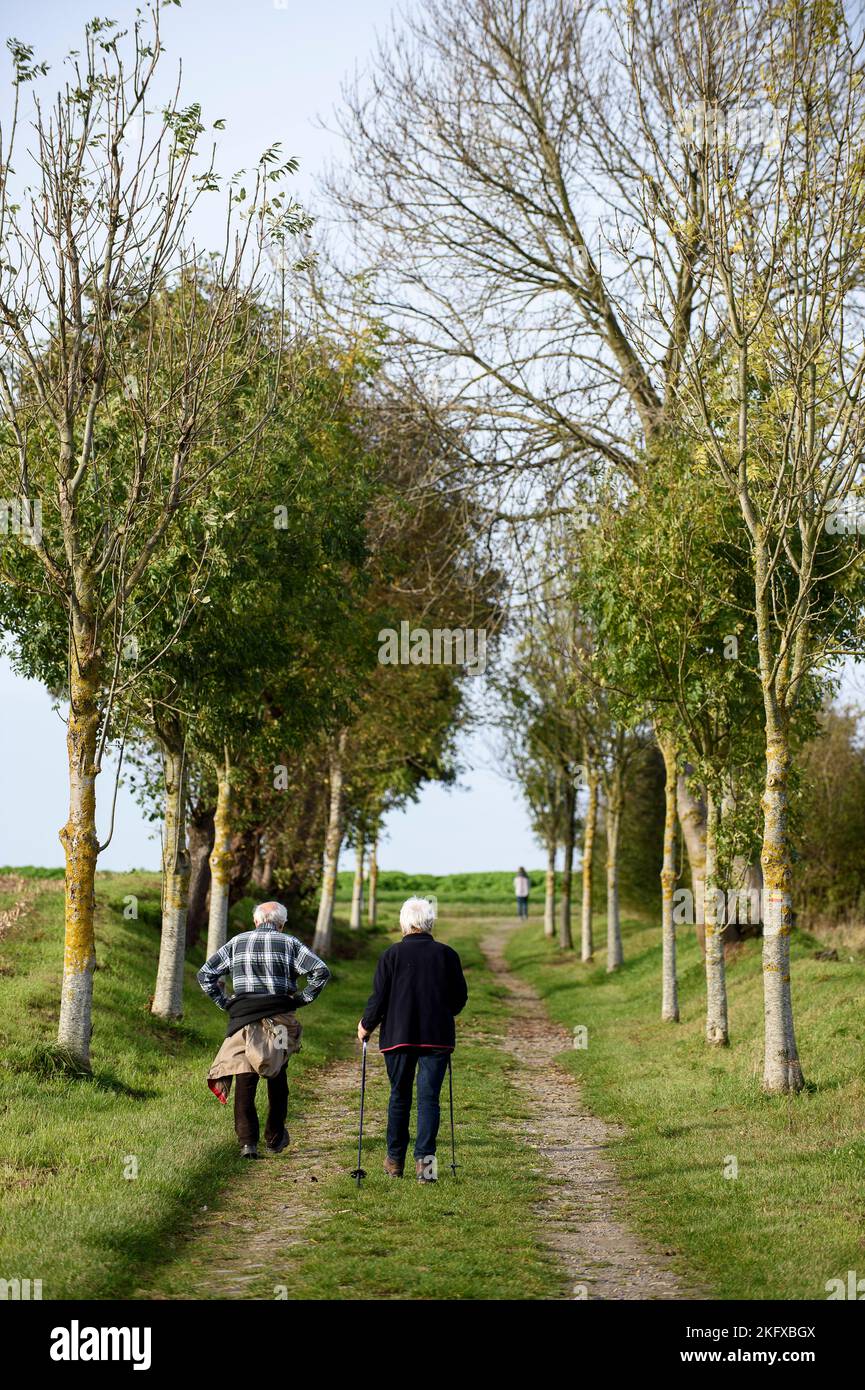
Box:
[0,875,384,1299]
[507,912,865,1301]
[2,871,862,1300]
[143,916,563,1301]
[0,879,561,1300]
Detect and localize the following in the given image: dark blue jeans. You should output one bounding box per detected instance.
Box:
[516,896,528,918]
[384,1047,450,1160]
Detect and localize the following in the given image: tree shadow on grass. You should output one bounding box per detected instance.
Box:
[2,1042,155,1098]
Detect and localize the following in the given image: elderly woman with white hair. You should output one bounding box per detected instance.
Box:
[198,900,331,1159]
[357,896,468,1182]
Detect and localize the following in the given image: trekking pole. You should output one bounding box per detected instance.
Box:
[447,1055,458,1177]
[349,1039,368,1189]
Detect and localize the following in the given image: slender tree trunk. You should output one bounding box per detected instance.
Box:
[57,610,101,1068]
[350,837,365,929]
[206,754,233,959]
[677,771,707,951]
[606,773,624,973]
[559,779,575,950]
[581,768,598,963]
[313,729,347,956]
[185,804,215,949]
[251,842,277,895]
[703,786,728,1046]
[543,839,556,939]
[368,835,378,926]
[152,718,191,1020]
[760,720,804,1092]
[658,731,680,1022]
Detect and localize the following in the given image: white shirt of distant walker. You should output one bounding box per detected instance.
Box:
[514,873,529,897]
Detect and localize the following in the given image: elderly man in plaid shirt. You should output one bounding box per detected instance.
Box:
[198,901,330,1158]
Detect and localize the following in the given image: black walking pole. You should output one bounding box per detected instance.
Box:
[350,1038,368,1189]
[447,1055,458,1176]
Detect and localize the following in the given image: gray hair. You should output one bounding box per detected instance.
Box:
[399,896,436,935]
[253,900,288,930]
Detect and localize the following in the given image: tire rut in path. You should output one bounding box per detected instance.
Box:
[137,1055,364,1300]
[481,921,702,1301]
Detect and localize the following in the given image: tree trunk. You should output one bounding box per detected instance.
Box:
[368,835,378,926]
[185,804,215,949]
[206,755,233,959]
[152,718,191,1020]
[543,839,556,939]
[57,613,101,1069]
[581,767,598,963]
[658,731,680,1022]
[350,837,364,929]
[313,729,347,956]
[760,724,804,1092]
[606,773,624,973]
[677,771,707,951]
[703,786,728,1046]
[559,779,575,950]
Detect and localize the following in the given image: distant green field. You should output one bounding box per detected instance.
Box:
[336,868,544,902]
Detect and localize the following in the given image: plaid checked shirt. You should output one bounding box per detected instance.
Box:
[197,924,331,1011]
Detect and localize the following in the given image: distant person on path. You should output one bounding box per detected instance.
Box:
[514,867,530,918]
[357,896,468,1182]
[198,901,331,1159]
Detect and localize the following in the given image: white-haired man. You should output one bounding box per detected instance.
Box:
[198,901,330,1159]
[357,897,468,1182]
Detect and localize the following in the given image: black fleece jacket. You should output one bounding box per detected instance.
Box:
[224,991,300,1038]
[361,931,468,1051]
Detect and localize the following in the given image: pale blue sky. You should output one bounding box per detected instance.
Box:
[0,0,537,873]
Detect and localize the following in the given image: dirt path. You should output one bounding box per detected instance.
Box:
[140,917,699,1300]
[481,920,700,1300]
[138,1057,365,1300]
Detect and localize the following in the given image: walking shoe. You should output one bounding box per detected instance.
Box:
[415,1157,438,1183]
[239,1143,259,1159]
[266,1128,290,1155]
[383,1155,404,1178]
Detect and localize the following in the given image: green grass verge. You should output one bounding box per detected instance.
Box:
[0,877,394,1299]
[506,912,865,1301]
[218,917,563,1301]
[0,882,561,1300]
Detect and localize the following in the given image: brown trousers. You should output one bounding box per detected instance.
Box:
[233,1063,289,1146]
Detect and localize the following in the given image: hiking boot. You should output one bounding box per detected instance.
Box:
[266,1128,290,1155]
[415,1156,438,1183]
[383,1154,404,1178]
[239,1143,259,1160]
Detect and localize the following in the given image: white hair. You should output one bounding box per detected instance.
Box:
[253,901,288,929]
[399,896,436,935]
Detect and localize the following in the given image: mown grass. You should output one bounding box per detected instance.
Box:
[0,876,394,1299]
[203,917,564,1301]
[507,912,865,1301]
[0,881,561,1301]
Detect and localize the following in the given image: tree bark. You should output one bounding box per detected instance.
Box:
[368,835,378,926]
[703,786,728,1046]
[313,729,348,956]
[543,839,556,939]
[677,771,707,951]
[185,803,215,949]
[152,718,191,1020]
[606,770,624,972]
[760,726,804,1092]
[206,755,233,959]
[581,767,598,963]
[658,732,680,1022]
[57,609,101,1068]
[350,837,365,929]
[559,778,575,950]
